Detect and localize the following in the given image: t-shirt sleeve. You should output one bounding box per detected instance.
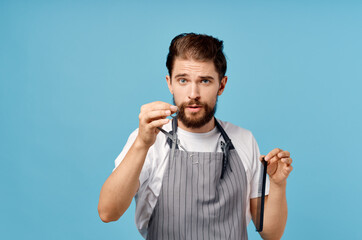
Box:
[249,134,270,198]
[113,129,151,188]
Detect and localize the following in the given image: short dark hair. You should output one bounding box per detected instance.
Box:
[166,33,227,81]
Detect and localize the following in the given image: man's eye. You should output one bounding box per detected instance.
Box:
[202,79,210,84]
[179,78,187,83]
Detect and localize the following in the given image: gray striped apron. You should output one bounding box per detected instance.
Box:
[147,118,248,240]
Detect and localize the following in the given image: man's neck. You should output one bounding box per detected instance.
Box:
[177,117,216,133]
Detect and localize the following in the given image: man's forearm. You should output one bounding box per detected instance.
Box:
[98,138,149,222]
[260,181,288,240]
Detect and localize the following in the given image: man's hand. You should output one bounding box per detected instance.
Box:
[253,148,292,239]
[137,101,178,149]
[98,101,177,222]
[260,148,293,186]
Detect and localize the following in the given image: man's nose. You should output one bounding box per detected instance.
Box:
[188,83,200,100]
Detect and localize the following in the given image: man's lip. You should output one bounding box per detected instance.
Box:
[186,105,202,113]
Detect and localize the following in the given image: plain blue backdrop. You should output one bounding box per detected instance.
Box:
[1,0,361,239]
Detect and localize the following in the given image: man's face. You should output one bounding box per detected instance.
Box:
[166,58,227,130]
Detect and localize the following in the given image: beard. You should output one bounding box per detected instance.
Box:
[173,96,218,129]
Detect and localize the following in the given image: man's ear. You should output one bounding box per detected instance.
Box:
[166,75,173,95]
[218,76,228,96]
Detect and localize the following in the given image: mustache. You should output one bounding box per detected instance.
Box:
[180,100,205,107]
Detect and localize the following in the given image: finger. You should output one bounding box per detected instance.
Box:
[265,148,283,161]
[281,157,293,166]
[259,155,266,162]
[148,118,170,129]
[141,101,178,113]
[170,105,178,113]
[142,109,172,123]
[268,155,280,165]
[284,165,293,174]
[277,151,290,159]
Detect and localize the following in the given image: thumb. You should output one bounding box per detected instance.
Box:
[259,155,266,162]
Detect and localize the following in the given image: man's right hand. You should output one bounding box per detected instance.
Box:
[98,101,177,222]
[136,101,178,149]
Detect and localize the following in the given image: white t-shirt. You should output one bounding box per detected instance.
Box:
[114,119,270,238]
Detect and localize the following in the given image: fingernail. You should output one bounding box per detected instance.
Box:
[170,105,178,111]
[165,110,171,115]
[265,156,269,161]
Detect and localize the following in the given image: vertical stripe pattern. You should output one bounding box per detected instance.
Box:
[147,120,248,240]
[147,148,248,240]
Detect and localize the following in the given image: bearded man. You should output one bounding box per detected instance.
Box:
[98,33,293,240]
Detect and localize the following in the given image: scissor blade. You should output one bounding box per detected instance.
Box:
[157,127,175,141]
[157,126,189,153]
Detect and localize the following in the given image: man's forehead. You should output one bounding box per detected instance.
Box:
[172,57,217,77]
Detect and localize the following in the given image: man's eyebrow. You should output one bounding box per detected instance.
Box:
[174,73,189,78]
[173,74,215,80]
[199,75,215,80]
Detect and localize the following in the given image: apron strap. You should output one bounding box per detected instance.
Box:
[166,117,235,179]
[214,118,235,150]
[214,118,234,179]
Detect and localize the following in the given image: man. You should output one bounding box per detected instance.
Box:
[98,33,293,240]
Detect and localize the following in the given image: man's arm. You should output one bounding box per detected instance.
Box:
[97,102,178,222]
[251,183,288,240]
[250,148,293,240]
[98,137,148,222]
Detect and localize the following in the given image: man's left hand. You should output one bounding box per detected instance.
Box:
[260,148,293,186]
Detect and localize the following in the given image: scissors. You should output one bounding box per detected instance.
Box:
[256,157,268,232]
[157,111,188,152]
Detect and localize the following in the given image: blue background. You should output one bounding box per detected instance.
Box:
[1,0,361,239]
